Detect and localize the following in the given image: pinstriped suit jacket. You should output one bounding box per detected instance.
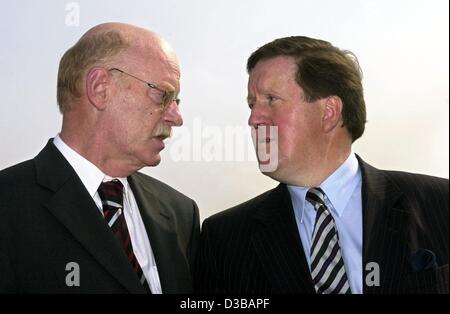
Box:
[194,157,449,294]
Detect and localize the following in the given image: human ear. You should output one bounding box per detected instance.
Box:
[85,67,111,111]
[321,96,343,133]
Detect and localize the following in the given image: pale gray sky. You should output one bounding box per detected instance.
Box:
[1,0,449,220]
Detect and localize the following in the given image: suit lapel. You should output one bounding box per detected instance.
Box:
[128,175,190,293]
[35,140,146,293]
[251,184,315,293]
[358,157,410,293]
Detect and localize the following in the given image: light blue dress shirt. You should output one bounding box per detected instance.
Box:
[287,153,363,294]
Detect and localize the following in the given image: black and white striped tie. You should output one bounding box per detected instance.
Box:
[306,187,351,294]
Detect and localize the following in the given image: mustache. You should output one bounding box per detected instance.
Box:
[153,124,172,139]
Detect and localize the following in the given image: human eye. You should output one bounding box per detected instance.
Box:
[146,84,166,105]
[163,90,178,107]
[247,97,255,109]
[267,94,278,104]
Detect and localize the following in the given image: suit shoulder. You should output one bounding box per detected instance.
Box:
[131,171,194,204]
[382,170,448,225]
[384,170,448,197]
[0,159,38,216]
[0,159,35,187]
[204,187,276,226]
[200,186,280,249]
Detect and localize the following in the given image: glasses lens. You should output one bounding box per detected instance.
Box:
[163,91,178,108]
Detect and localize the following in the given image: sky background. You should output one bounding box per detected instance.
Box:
[1,0,449,221]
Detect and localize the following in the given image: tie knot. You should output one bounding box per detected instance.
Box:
[306,187,326,210]
[98,179,124,207]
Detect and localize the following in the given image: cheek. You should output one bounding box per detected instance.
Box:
[275,113,313,155]
[275,113,299,139]
[146,112,163,131]
[128,103,159,127]
[138,113,165,143]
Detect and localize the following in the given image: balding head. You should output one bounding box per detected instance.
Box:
[57,22,183,176]
[57,22,178,113]
[81,22,175,57]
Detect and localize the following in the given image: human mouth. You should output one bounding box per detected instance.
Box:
[156,135,169,141]
[258,137,271,144]
[153,125,172,141]
[257,135,276,145]
[252,126,277,144]
[153,136,166,151]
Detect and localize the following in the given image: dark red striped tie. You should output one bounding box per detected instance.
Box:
[97,180,151,293]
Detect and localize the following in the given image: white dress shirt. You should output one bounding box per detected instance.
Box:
[53,135,162,293]
[287,153,363,294]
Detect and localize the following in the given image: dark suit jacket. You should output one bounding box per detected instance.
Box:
[194,157,448,294]
[0,140,200,293]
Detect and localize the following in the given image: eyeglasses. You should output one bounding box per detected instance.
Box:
[109,67,180,109]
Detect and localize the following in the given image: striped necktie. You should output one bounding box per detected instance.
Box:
[97,180,151,293]
[306,187,351,294]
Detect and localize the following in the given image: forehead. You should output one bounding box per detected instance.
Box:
[248,56,297,90]
[122,45,180,89]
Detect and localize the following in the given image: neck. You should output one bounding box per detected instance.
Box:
[60,117,139,178]
[272,135,353,187]
[307,147,351,186]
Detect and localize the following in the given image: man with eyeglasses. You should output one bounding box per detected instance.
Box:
[0,22,199,294]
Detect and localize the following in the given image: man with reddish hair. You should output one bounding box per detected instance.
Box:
[195,36,448,294]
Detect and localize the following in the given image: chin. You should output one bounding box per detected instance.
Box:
[140,152,162,168]
[146,157,161,167]
[258,157,287,182]
[261,167,280,180]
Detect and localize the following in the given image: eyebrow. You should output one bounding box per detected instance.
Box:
[247,89,281,101]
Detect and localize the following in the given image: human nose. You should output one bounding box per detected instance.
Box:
[248,102,270,128]
[163,101,183,127]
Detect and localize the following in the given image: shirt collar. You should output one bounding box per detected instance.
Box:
[287,152,361,222]
[319,152,360,217]
[53,134,129,198]
[287,185,309,223]
[102,175,131,199]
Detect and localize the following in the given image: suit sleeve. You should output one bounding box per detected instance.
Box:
[193,217,224,294]
[187,200,200,275]
[0,207,17,293]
